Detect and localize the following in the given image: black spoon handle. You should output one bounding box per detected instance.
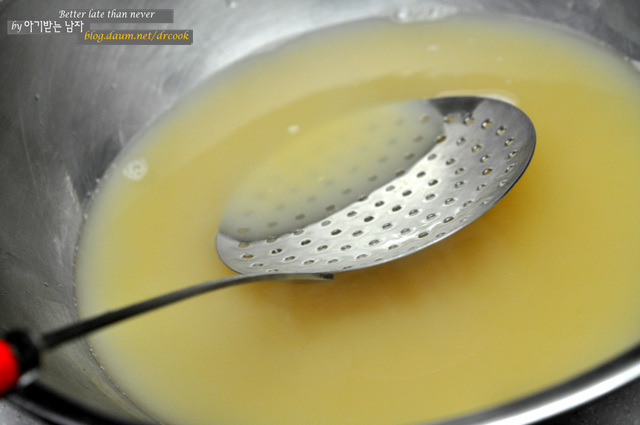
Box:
[0,272,333,395]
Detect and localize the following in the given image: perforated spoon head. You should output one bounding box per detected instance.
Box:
[216,96,535,274]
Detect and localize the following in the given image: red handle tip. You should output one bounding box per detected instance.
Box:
[0,340,20,395]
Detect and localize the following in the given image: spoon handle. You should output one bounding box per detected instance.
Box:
[0,272,332,396]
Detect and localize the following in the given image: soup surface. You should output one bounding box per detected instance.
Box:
[76,14,640,425]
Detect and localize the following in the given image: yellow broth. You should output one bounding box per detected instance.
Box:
[76,15,640,425]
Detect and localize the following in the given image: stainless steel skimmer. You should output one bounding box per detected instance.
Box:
[0,96,534,394]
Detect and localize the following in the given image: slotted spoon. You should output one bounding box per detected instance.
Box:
[0,96,535,394]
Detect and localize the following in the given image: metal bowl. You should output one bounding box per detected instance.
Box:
[1,0,639,424]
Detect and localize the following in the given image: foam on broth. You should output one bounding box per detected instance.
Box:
[76,14,640,425]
